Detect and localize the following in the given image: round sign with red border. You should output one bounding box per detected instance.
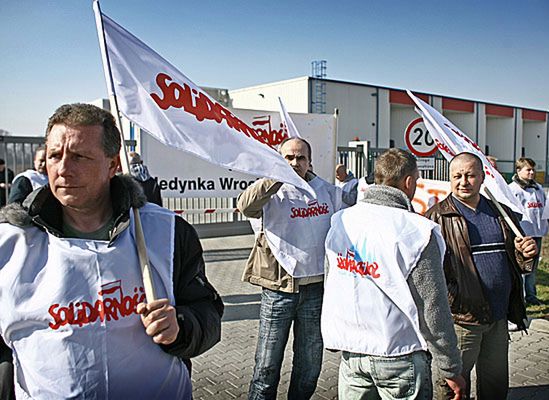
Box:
[404,118,437,157]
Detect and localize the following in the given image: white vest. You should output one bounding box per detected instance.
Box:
[0,204,191,399]
[13,170,48,190]
[321,202,445,356]
[263,176,341,278]
[509,181,548,237]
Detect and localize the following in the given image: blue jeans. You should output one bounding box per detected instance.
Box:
[339,350,432,400]
[248,283,324,400]
[524,237,542,303]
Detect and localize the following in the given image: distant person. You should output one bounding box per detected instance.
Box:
[335,163,358,206]
[486,155,499,171]
[323,149,465,399]
[0,159,14,207]
[425,152,537,399]
[128,151,163,206]
[8,147,48,204]
[509,157,547,306]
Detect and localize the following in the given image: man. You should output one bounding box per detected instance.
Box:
[7,147,48,204]
[322,148,465,400]
[238,137,342,400]
[508,157,547,306]
[0,103,223,399]
[129,151,163,206]
[0,159,14,207]
[425,152,537,399]
[335,163,358,206]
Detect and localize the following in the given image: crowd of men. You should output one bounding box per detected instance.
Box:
[0,103,545,399]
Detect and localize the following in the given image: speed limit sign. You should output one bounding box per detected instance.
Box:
[404,118,437,157]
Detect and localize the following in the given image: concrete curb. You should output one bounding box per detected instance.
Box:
[529,317,549,334]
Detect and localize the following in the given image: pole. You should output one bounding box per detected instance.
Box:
[483,187,523,238]
[93,0,156,302]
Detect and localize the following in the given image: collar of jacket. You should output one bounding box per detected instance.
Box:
[360,185,412,211]
[1,175,147,243]
[512,174,539,190]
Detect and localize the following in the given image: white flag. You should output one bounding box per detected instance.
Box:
[278,97,301,139]
[93,3,311,193]
[407,90,524,214]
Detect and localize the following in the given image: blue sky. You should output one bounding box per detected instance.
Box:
[1,0,548,136]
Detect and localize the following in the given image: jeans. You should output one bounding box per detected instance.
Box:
[339,350,432,400]
[434,319,509,400]
[248,283,324,400]
[524,237,542,303]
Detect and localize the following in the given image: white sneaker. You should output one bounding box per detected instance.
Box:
[508,321,519,332]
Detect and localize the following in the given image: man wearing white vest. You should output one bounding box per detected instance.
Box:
[322,149,465,400]
[508,157,547,306]
[7,147,48,204]
[238,137,342,400]
[0,103,223,399]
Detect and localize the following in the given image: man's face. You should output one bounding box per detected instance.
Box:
[280,140,311,179]
[450,157,484,205]
[34,149,47,175]
[517,165,535,181]
[335,166,347,182]
[406,168,420,200]
[46,124,119,211]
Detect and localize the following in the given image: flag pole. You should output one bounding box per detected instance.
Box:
[93,0,157,302]
[483,187,523,238]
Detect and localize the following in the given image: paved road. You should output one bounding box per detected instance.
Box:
[192,235,549,400]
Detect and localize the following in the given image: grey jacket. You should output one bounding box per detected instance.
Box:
[361,185,462,379]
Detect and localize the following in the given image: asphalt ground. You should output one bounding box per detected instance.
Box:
[191,234,549,400]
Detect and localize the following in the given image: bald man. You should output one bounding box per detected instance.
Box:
[425,152,537,399]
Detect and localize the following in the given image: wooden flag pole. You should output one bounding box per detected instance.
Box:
[93,0,156,302]
[483,186,523,239]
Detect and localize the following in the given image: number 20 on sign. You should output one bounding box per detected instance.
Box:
[404,118,437,157]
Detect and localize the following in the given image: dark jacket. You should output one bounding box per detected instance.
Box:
[139,177,163,206]
[425,195,533,329]
[0,175,223,359]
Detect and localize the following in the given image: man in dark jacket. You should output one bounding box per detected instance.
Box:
[0,159,14,207]
[129,151,163,206]
[0,103,222,398]
[425,152,537,400]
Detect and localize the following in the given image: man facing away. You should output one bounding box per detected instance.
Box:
[7,147,48,204]
[425,152,537,399]
[128,151,163,206]
[0,159,14,207]
[0,103,223,399]
[335,163,359,207]
[508,157,547,306]
[238,137,343,400]
[322,148,465,400]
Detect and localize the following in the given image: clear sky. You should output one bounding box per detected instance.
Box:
[1,0,548,136]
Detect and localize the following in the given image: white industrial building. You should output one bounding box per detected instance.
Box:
[228,76,549,179]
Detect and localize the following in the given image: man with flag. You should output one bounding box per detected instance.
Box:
[425,152,537,399]
[0,103,223,398]
[238,137,343,400]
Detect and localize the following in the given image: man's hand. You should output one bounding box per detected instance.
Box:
[515,236,538,258]
[444,375,466,400]
[137,299,179,345]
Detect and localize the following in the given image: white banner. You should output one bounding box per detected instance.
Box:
[93,3,311,194]
[407,90,523,214]
[412,178,451,215]
[140,109,336,197]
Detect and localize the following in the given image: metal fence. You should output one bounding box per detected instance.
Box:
[337,145,452,182]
